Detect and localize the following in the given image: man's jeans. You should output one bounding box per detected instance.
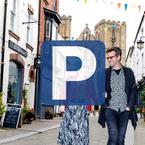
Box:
[105,108,129,145]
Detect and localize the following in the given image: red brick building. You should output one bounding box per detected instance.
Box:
[39,0,61,51]
[35,0,61,117]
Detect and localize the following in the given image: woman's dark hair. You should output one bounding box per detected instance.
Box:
[106,47,122,57]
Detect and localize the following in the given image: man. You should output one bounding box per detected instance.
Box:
[104,47,138,145]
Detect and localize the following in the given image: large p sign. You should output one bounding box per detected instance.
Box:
[53,46,97,100]
[40,41,105,105]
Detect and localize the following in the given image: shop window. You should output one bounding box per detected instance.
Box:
[7,61,22,104]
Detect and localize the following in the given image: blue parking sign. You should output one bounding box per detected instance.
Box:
[39,41,105,105]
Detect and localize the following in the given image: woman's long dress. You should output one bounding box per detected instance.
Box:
[58,106,89,145]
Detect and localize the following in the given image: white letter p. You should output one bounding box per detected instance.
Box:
[52,46,97,100]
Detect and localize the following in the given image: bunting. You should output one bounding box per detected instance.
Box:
[124,3,128,11]
[138,5,141,12]
[84,0,87,4]
[117,3,121,9]
[74,0,143,12]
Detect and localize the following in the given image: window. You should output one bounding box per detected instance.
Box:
[52,22,57,40]
[45,20,52,41]
[26,13,31,43]
[7,61,22,104]
[10,0,16,32]
[26,4,34,45]
[53,0,57,11]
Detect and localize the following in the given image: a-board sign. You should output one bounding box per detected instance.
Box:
[2,104,21,128]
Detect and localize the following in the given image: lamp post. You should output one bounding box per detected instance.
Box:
[137,39,144,50]
[137,36,145,50]
[34,55,41,118]
[34,0,41,118]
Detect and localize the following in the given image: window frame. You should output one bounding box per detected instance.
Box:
[10,0,16,32]
[45,19,52,41]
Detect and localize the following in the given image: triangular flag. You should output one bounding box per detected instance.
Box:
[84,0,87,4]
[138,5,141,12]
[124,3,128,11]
[117,3,121,9]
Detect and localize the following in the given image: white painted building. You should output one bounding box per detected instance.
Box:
[0,2,4,47]
[0,1,5,78]
[0,0,38,109]
[126,11,145,85]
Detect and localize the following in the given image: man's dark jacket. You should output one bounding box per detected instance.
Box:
[98,66,138,129]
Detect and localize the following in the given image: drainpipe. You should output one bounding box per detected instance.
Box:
[0,0,8,92]
[34,0,41,117]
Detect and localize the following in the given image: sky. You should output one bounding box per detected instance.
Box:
[59,0,145,51]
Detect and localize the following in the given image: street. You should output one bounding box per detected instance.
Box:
[1,116,145,145]
[1,129,59,145]
[0,116,107,145]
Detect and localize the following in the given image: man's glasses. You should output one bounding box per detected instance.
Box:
[106,55,117,60]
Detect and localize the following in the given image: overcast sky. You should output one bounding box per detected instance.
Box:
[59,0,145,51]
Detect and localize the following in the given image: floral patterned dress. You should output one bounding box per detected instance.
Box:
[57,106,89,145]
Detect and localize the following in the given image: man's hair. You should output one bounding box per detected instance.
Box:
[106,47,122,57]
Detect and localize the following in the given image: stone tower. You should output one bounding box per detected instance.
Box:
[94,19,126,65]
[58,15,72,40]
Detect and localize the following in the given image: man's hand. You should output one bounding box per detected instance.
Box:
[105,93,107,98]
[125,107,130,111]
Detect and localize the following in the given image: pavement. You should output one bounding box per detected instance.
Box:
[0,114,145,145]
[0,117,61,144]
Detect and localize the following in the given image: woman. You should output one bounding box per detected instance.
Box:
[58,105,89,145]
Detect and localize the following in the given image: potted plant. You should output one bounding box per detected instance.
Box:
[45,109,54,119]
[0,92,5,121]
[22,88,35,124]
[22,107,35,124]
[22,88,28,107]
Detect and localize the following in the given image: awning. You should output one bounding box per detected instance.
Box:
[44,8,61,24]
